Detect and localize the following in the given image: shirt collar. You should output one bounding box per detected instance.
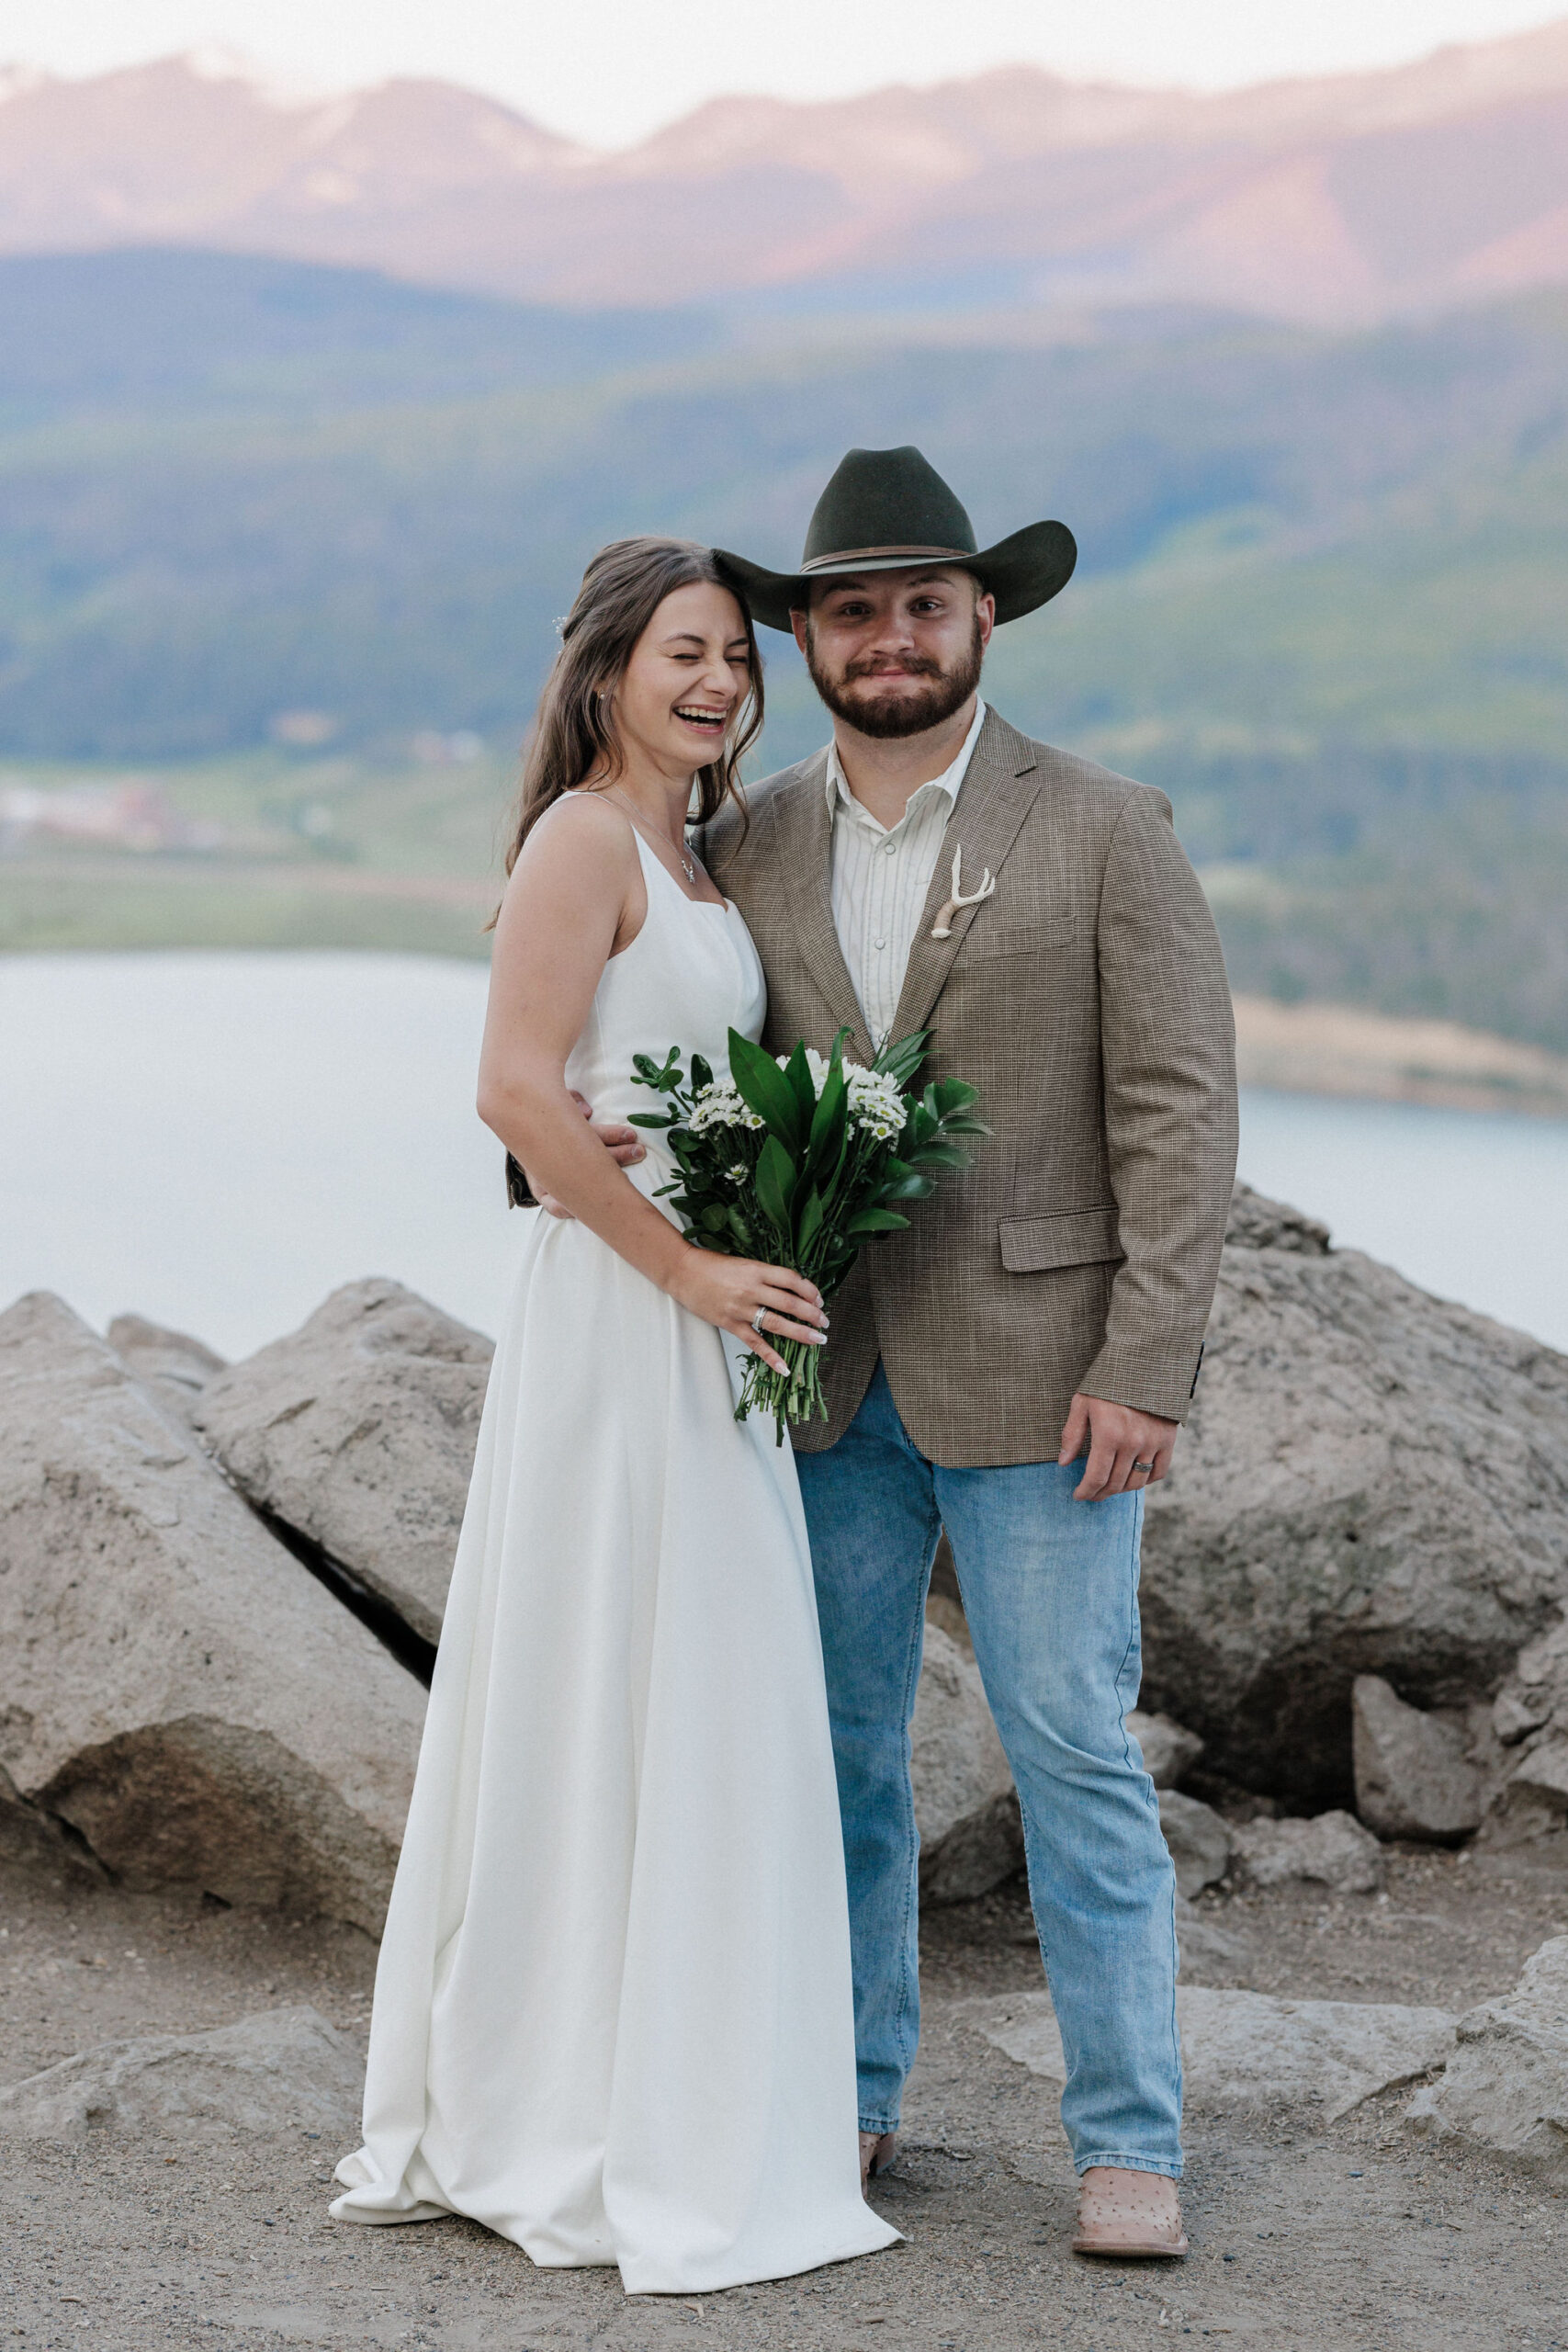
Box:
[825,699,987,832]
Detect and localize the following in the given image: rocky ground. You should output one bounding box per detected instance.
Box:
[8,1194,1568,2348]
[5,1832,1566,2352]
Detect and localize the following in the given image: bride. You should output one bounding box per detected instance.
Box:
[331,538,899,2292]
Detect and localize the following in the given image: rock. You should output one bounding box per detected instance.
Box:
[0,1292,424,1932]
[1481,1610,1568,1846]
[1139,1183,1568,1804]
[1352,1674,1483,1842]
[1158,1789,1233,1897]
[913,1624,1020,1902]
[106,1314,226,1426]
[924,1589,972,1653]
[193,1279,492,1649]
[1232,1808,1386,1894]
[923,1788,1027,1905]
[1129,1709,1204,1790]
[963,1984,1455,2123]
[1223,1185,1333,1255]
[1407,1938,1568,2181]
[0,2006,363,2143]
[1173,1894,1247,1986]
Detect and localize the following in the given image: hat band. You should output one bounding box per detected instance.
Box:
[797,543,976,575]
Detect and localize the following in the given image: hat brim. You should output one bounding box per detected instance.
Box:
[715,520,1077,634]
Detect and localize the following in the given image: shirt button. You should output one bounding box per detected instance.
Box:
[874,937,887,950]
[883,841,897,855]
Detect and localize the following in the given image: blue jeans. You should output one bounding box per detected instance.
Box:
[795,1362,1182,2177]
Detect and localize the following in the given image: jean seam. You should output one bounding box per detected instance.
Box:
[1114,1491,1182,2130]
[884,1491,942,2115]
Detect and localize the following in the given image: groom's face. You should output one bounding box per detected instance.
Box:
[794,568,994,741]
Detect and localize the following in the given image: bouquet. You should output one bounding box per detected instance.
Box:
[628,1025,987,1440]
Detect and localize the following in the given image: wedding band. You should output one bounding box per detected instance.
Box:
[1133,1459,1154,1473]
[751,1307,767,1335]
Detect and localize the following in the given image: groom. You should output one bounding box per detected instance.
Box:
[551,447,1236,2256]
[706,448,1237,2258]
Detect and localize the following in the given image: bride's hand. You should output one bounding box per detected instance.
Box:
[667,1253,829,1379]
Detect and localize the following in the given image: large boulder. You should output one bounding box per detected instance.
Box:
[106,1315,227,1428]
[1352,1674,1483,1842]
[1481,1608,1568,1848]
[1158,1789,1232,1897]
[912,1623,1022,1902]
[964,1985,1456,2124]
[1139,1186,1568,1804]
[0,1293,424,1932]
[193,1279,493,1649]
[1407,1938,1568,2181]
[1232,1808,1386,1894]
[0,2006,363,2143]
[1129,1709,1204,1790]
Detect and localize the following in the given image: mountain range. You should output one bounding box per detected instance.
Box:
[3,24,1568,322]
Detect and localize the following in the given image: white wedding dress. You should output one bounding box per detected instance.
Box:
[332,833,897,2293]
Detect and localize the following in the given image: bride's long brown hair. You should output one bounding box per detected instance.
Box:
[499,537,763,881]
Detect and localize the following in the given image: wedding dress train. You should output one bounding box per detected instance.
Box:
[332,833,897,2292]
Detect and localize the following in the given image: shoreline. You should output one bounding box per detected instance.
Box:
[1232,994,1568,1121]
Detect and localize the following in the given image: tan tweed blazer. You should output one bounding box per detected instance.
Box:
[698,707,1238,1467]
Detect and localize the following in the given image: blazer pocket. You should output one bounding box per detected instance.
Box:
[999,1205,1123,1273]
[961,915,1075,961]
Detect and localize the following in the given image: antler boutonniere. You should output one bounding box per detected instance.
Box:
[931,846,997,939]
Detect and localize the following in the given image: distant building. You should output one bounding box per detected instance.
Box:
[0,779,211,854]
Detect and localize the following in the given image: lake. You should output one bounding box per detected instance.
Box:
[4,951,1566,1361]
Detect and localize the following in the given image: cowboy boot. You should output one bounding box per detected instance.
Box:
[860,2131,897,2195]
[1073,2166,1188,2258]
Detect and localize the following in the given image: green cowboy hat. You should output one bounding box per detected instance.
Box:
[716,445,1076,633]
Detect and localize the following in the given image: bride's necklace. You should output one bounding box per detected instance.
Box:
[604,788,699,886]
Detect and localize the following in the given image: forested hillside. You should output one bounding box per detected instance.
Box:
[2,251,1565,1045]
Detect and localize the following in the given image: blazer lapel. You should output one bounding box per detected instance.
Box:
[776,755,877,1065]
[888,710,1042,1044]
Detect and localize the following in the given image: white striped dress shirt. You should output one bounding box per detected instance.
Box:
[826,699,987,1047]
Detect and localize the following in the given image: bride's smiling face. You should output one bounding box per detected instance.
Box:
[604,581,753,776]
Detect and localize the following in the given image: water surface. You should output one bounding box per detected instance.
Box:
[3,952,1565,1360]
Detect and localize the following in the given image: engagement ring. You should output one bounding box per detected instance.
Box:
[751,1307,768,1334]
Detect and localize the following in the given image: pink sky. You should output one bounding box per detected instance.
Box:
[4,0,1564,148]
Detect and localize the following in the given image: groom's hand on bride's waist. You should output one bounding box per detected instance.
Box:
[1058,1394,1179,1501]
[527,1091,645,1220]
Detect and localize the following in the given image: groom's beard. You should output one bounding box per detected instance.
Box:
[803,614,985,741]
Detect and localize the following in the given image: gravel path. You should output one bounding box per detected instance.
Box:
[3,1831,1566,2350]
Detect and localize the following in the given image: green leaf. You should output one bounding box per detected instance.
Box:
[753,1134,798,1239]
[904,1139,971,1170]
[631,1048,682,1091]
[873,1029,930,1089]
[701,1203,729,1233]
[782,1040,818,1129]
[929,1077,982,1117]
[690,1052,714,1094]
[627,1110,675,1129]
[876,1170,935,1202]
[804,1064,849,1188]
[795,1187,825,1259]
[728,1030,808,1151]
[726,1206,756,1252]
[845,1206,911,1237]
